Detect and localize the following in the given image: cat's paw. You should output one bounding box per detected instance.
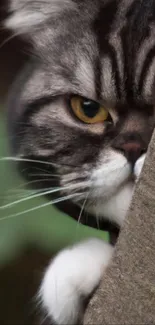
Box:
[134,154,146,182]
[39,239,113,325]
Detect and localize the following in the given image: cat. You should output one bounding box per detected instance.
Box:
[5,0,155,323]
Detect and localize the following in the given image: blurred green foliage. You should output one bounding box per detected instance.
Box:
[0,115,109,266]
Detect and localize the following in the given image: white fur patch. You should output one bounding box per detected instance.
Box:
[40,239,113,324]
[90,182,134,226]
[5,0,76,33]
[134,153,146,181]
[87,151,145,226]
[91,150,131,198]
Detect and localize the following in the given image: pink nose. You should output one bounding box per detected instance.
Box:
[115,142,145,165]
[121,142,142,152]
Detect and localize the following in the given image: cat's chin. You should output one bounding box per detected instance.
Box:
[86,181,134,227]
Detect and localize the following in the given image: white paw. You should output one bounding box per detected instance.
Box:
[39,239,113,325]
[134,154,146,181]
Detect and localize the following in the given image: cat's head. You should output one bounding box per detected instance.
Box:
[6,0,155,228]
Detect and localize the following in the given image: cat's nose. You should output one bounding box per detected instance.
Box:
[114,142,146,166]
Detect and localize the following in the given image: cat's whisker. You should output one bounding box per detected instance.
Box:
[0,181,89,210]
[0,190,34,200]
[14,121,31,126]
[0,188,63,210]
[26,166,53,175]
[0,156,59,167]
[78,192,90,225]
[95,201,101,230]
[0,192,83,222]
[28,173,59,178]
[0,157,79,168]
[7,179,58,193]
[2,187,64,206]
[40,313,49,325]
[75,191,90,236]
[5,187,54,199]
[0,31,22,49]
[96,216,100,230]
[2,181,59,204]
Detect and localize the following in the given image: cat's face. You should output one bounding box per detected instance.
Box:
[6,0,155,228]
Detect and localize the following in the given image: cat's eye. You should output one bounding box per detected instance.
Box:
[70,96,109,124]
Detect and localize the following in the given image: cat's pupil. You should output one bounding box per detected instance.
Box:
[82,99,100,118]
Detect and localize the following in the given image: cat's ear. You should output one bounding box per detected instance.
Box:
[5,0,76,34]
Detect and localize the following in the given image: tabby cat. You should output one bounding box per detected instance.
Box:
[5,0,155,323]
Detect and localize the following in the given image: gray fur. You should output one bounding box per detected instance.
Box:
[6,0,155,226]
[5,0,76,33]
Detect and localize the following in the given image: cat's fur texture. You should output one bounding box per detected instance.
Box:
[5,0,155,323]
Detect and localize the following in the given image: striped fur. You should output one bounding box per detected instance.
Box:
[6,0,155,101]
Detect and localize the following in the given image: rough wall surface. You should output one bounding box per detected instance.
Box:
[84,129,155,324]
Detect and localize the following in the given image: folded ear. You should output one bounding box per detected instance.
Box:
[5,0,76,34]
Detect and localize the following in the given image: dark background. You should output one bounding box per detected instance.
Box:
[0,4,51,323]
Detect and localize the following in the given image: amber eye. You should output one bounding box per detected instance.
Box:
[70,96,109,124]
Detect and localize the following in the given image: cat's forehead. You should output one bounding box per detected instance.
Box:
[8,0,155,109]
[22,49,155,113]
[22,61,154,122]
[29,1,155,105]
